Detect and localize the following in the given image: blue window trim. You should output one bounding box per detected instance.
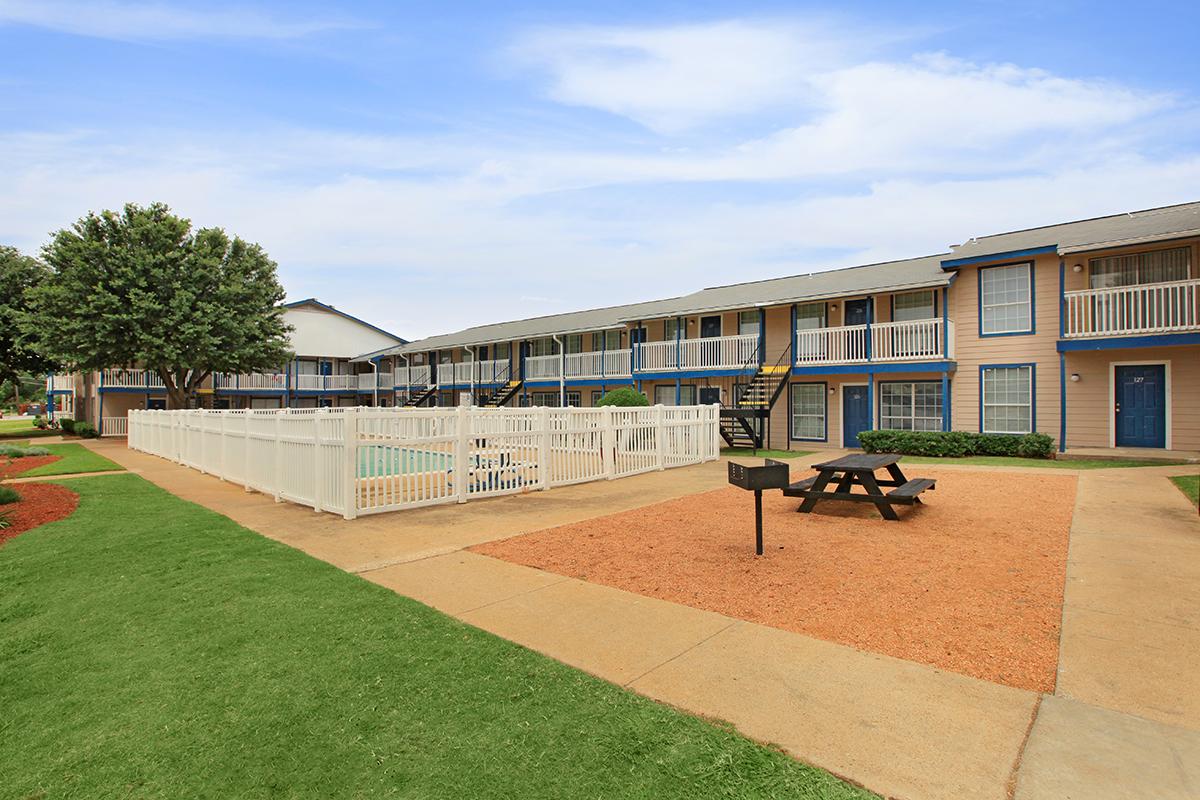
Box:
[978,362,1037,434]
[978,260,1036,338]
[875,378,949,431]
[941,244,1057,269]
[788,381,828,442]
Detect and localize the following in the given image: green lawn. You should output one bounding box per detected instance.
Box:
[1171,475,1199,505]
[899,455,1189,470]
[0,474,874,800]
[13,442,124,477]
[722,448,815,459]
[0,418,60,439]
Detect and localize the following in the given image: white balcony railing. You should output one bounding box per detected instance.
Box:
[102,368,166,389]
[1063,278,1200,338]
[295,374,356,392]
[46,374,74,393]
[636,334,759,372]
[215,372,287,391]
[794,319,953,366]
[394,365,432,387]
[101,416,129,437]
[524,350,632,381]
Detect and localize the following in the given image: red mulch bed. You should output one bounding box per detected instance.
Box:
[0,482,80,546]
[473,467,1077,692]
[0,455,61,479]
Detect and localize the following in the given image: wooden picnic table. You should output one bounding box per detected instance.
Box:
[782,453,934,521]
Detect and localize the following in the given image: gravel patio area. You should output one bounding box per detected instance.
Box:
[473,467,1076,692]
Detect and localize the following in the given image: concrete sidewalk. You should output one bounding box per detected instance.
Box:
[82,439,1200,800]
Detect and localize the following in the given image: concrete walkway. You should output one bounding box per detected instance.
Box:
[79,439,1200,800]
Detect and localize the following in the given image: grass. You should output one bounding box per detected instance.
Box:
[1171,474,1199,505]
[12,442,124,477]
[722,448,815,459]
[0,418,60,439]
[898,455,1189,470]
[0,474,874,800]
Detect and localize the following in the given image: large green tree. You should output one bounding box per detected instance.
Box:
[27,202,293,409]
[0,245,57,404]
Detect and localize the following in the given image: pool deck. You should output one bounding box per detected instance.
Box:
[80,438,1200,800]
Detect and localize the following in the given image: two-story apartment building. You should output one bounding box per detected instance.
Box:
[360,201,1198,455]
[54,201,1198,455]
[49,299,405,436]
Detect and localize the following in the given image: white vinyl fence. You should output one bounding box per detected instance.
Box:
[128,405,720,519]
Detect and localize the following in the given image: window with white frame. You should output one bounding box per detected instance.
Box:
[738,311,761,336]
[980,263,1032,334]
[794,302,827,360]
[527,337,557,357]
[563,333,583,354]
[981,366,1033,434]
[880,381,943,431]
[592,330,621,351]
[790,383,825,440]
[664,318,683,340]
[1088,246,1191,288]
[892,290,936,322]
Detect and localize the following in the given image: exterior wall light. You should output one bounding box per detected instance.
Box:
[1070,373,1081,382]
[828,386,836,395]
[1072,264,1083,272]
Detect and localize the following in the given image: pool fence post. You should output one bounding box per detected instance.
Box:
[602,405,616,479]
[456,404,470,503]
[655,404,665,470]
[538,405,551,490]
[313,407,327,513]
[342,406,359,519]
[273,409,284,501]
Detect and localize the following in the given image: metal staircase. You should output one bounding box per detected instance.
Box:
[718,344,791,450]
[479,379,522,408]
[402,385,438,407]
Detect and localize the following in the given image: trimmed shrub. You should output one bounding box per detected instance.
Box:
[75,422,99,439]
[59,417,76,434]
[0,444,51,458]
[34,415,48,429]
[858,430,1055,459]
[0,486,20,504]
[596,387,650,407]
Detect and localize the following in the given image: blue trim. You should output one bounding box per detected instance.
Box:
[941,286,949,359]
[1058,352,1067,452]
[283,298,406,343]
[758,308,767,366]
[979,362,1037,434]
[942,245,1056,269]
[790,304,797,369]
[1057,332,1200,351]
[941,374,950,431]
[978,261,1036,338]
[866,370,875,438]
[1058,259,1065,339]
[98,386,168,394]
[791,360,955,376]
[788,381,828,442]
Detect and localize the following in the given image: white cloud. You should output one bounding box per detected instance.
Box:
[0,0,358,41]
[512,19,859,134]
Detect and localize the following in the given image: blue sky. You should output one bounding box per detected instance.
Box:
[2,1,1198,339]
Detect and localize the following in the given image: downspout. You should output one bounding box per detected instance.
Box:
[371,357,379,408]
[98,370,105,435]
[675,316,683,404]
[401,353,411,401]
[552,335,564,406]
[1059,259,1067,453]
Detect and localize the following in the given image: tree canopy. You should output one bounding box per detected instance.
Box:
[0,245,57,391]
[27,202,293,408]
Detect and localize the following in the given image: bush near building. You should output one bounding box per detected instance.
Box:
[858,430,1055,459]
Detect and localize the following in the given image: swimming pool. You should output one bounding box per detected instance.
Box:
[357,447,452,478]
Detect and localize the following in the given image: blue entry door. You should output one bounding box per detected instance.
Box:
[844,299,872,326]
[1115,365,1166,448]
[843,385,871,448]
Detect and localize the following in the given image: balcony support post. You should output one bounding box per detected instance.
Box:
[758,308,766,366]
[1058,352,1067,453]
[941,372,950,432]
[552,335,564,407]
[1058,259,1066,339]
[941,287,949,359]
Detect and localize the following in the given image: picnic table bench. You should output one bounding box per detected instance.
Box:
[782,453,934,521]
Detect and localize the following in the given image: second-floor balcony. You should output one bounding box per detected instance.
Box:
[1062,278,1200,338]
[794,318,954,366]
[636,333,759,373]
[46,375,74,393]
[214,372,287,392]
[102,368,167,389]
[525,349,632,381]
[295,374,356,392]
[435,359,510,386]
[394,365,432,387]
[356,372,393,391]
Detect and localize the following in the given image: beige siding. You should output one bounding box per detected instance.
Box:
[948,253,1061,441]
[1063,345,1200,450]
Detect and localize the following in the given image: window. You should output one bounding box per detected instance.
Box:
[592,330,621,351]
[529,391,581,407]
[794,303,827,359]
[980,263,1033,335]
[591,390,604,406]
[563,334,583,354]
[738,311,761,336]
[981,366,1033,434]
[493,342,510,360]
[790,383,825,440]
[653,385,696,405]
[664,318,682,340]
[892,290,936,322]
[1089,246,1190,288]
[880,382,943,431]
[527,337,557,357]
